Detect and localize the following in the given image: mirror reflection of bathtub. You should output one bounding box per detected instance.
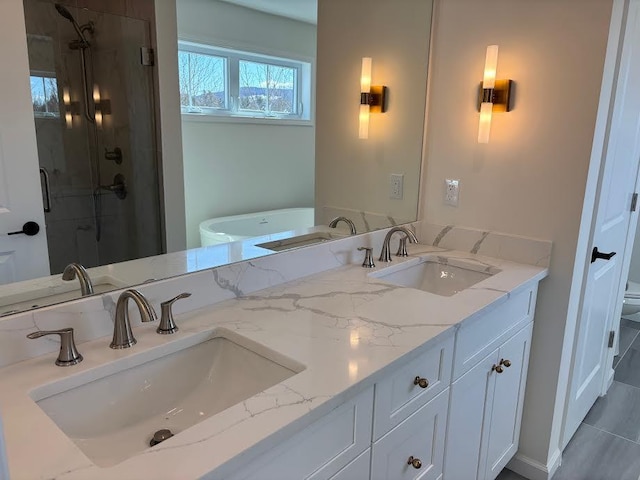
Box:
[199,208,351,252]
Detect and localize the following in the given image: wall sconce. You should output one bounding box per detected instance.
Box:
[359,57,387,139]
[62,86,79,129]
[92,84,111,129]
[477,45,512,143]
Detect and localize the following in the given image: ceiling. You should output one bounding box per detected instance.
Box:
[217,0,317,24]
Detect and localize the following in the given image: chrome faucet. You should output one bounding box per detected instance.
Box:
[62,263,94,296]
[110,289,157,349]
[379,227,418,262]
[329,216,357,235]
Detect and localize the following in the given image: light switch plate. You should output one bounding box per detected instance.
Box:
[390,174,404,199]
[444,179,459,206]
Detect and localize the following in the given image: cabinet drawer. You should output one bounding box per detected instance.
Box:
[328,448,371,480]
[371,388,449,480]
[218,387,374,480]
[373,333,453,440]
[453,286,536,380]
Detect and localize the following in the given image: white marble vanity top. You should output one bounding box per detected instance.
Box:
[0,244,547,479]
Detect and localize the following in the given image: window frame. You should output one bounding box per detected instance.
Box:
[178,40,312,124]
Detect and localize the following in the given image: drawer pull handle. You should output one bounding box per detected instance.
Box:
[500,358,512,368]
[407,456,422,469]
[413,376,429,389]
[492,364,504,374]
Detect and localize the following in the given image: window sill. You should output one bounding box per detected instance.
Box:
[180,113,314,127]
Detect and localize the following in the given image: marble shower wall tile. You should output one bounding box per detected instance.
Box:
[417,223,552,267]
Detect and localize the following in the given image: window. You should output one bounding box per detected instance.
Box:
[178,41,311,121]
[178,50,227,112]
[30,74,59,117]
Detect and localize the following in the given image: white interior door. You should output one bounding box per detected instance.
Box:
[563,0,640,446]
[0,0,50,284]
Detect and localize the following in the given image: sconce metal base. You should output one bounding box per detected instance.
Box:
[361,85,388,113]
[96,99,112,115]
[477,79,513,112]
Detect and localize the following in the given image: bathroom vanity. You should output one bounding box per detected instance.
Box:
[0,228,548,479]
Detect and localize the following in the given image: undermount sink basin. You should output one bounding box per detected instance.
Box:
[371,256,501,296]
[256,231,347,252]
[30,328,304,467]
[0,275,127,316]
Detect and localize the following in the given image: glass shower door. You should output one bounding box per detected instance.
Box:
[23,0,162,274]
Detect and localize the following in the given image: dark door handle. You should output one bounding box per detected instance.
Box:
[591,247,617,263]
[7,221,40,236]
[39,167,51,213]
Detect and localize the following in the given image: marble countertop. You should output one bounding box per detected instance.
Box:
[0,225,351,317]
[0,244,547,479]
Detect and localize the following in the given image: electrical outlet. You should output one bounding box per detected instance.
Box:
[444,179,459,206]
[390,174,404,199]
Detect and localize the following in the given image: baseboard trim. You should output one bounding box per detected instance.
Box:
[506,449,561,480]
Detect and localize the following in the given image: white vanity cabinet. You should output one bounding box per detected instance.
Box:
[208,283,539,480]
[213,332,455,480]
[443,286,537,480]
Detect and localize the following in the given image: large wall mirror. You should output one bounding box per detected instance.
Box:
[0,0,433,316]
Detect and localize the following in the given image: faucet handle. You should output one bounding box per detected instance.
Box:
[357,247,375,268]
[157,293,192,334]
[27,328,83,366]
[396,237,409,257]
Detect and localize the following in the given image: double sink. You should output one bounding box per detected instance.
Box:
[27,253,500,468]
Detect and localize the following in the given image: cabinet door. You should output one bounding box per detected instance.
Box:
[217,387,374,480]
[484,323,533,479]
[371,389,449,480]
[328,448,370,480]
[443,349,499,480]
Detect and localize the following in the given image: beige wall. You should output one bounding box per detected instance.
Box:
[422,0,613,471]
[315,0,433,226]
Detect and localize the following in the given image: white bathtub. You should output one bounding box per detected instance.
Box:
[199,208,315,247]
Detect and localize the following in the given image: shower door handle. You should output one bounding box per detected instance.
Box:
[7,221,40,236]
[591,247,616,263]
[40,167,51,213]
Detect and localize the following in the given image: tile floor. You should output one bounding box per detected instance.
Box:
[497,318,640,480]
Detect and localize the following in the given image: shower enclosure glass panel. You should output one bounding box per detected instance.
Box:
[23,0,162,274]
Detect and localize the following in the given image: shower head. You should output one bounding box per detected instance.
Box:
[54,3,75,21]
[54,4,90,47]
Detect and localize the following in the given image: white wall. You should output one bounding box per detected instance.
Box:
[155,0,187,253]
[176,0,316,249]
[421,0,613,473]
[315,0,432,227]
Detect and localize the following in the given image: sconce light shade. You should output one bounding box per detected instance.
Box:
[359,104,370,140]
[482,45,499,89]
[361,57,372,93]
[477,45,513,144]
[359,57,387,140]
[63,87,73,129]
[92,84,101,103]
[478,102,493,144]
